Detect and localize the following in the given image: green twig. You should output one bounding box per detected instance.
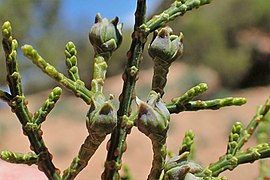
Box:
[167,97,247,114]
[62,133,107,179]
[65,41,81,82]
[200,143,270,177]
[21,44,93,104]
[234,97,270,153]
[257,112,270,179]
[0,151,38,165]
[33,87,62,125]
[2,21,61,179]
[179,130,195,156]
[197,97,270,177]
[103,1,147,179]
[91,53,110,93]
[141,0,212,34]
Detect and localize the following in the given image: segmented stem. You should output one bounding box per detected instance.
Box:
[22,44,93,104]
[33,87,62,125]
[151,57,171,97]
[235,97,270,152]
[148,135,167,180]
[2,21,61,179]
[203,143,270,177]
[103,1,147,179]
[179,130,195,155]
[257,112,270,179]
[197,97,270,178]
[91,53,110,93]
[65,41,81,81]
[0,151,38,165]
[62,133,106,179]
[167,97,247,114]
[142,0,212,34]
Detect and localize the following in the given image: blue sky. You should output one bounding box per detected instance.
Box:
[60,0,163,31]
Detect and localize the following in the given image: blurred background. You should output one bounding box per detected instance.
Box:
[0,0,270,179]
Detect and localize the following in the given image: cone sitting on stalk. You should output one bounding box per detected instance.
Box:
[149,26,184,96]
[89,13,123,55]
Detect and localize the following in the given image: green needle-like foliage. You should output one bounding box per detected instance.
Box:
[34,87,62,125]
[22,44,93,104]
[65,41,81,82]
[141,0,212,34]
[0,151,38,165]
[1,1,270,180]
[196,97,270,178]
[1,21,61,179]
[179,130,195,156]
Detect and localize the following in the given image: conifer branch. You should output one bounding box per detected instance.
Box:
[167,96,247,114]
[197,97,270,177]
[141,0,212,34]
[65,41,81,82]
[103,1,147,179]
[22,44,93,104]
[0,151,38,165]
[2,21,61,179]
[33,87,62,125]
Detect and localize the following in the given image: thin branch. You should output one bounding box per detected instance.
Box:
[0,151,38,165]
[21,44,93,104]
[142,0,212,34]
[167,97,247,114]
[2,21,61,179]
[33,87,62,125]
[103,0,147,179]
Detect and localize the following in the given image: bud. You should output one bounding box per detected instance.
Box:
[86,99,117,134]
[89,13,123,54]
[164,152,202,180]
[148,26,184,64]
[148,27,184,96]
[136,91,170,137]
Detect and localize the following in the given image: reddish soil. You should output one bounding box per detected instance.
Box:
[0,63,269,180]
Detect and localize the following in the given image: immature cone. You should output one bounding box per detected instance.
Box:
[149,26,183,62]
[136,91,170,137]
[86,97,117,134]
[89,13,123,54]
[148,27,184,96]
[164,152,202,180]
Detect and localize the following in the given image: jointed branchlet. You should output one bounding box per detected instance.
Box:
[34,87,62,125]
[63,14,121,179]
[1,21,61,179]
[179,130,195,156]
[140,0,212,34]
[22,44,93,104]
[196,97,270,178]
[65,41,81,82]
[0,151,38,165]
[149,27,184,97]
[257,111,270,179]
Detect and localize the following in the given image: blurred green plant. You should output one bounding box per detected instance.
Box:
[155,0,270,88]
[0,0,270,180]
